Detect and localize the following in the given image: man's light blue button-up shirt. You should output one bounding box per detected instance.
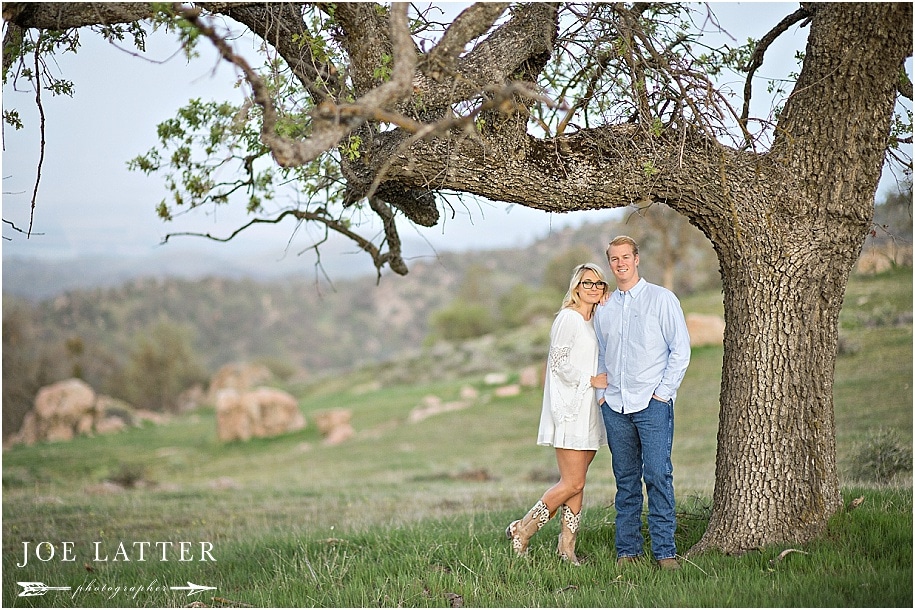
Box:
[594,278,691,414]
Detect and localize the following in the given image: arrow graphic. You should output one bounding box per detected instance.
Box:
[170,582,217,596]
[17,582,72,597]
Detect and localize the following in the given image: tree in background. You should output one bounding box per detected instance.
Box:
[429,301,495,342]
[106,322,208,413]
[429,263,496,340]
[1,300,66,438]
[431,245,599,340]
[624,203,717,294]
[497,283,558,330]
[542,245,597,295]
[3,2,911,554]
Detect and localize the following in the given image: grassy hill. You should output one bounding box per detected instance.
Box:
[2,267,911,607]
[2,214,723,437]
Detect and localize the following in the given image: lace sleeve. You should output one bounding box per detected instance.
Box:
[548,345,572,376]
[546,313,593,422]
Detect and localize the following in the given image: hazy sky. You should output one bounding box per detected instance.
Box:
[2,2,909,277]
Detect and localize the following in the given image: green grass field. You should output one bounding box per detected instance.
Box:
[3,267,911,607]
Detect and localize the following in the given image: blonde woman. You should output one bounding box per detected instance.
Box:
[506,263,610,565]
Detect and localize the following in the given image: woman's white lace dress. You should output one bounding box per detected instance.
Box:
[537,308,607,450]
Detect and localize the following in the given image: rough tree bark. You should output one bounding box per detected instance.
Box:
[3,2,911,554]
[688,2,912,554]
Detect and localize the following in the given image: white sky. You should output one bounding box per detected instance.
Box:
[1,2,909,277]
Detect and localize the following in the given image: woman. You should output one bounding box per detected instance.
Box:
[505,263,610,565]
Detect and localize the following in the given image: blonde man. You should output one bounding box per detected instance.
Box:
[594,236,691,571]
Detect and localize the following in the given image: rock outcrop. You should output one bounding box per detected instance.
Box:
[10,378,158,446]
[215,387,306,442]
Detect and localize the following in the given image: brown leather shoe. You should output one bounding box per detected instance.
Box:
[616,555,642,567]
[657,558,681,571]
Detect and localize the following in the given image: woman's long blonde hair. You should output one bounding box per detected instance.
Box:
[561,263,610,313]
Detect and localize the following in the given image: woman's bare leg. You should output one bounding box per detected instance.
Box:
[541,448,596,512]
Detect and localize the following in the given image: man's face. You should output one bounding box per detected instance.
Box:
[607,243,639,287]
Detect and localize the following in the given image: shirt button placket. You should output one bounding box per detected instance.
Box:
[620,291,629,413]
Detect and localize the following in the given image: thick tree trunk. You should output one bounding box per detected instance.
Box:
[695,241,846,553]
[690,2,911,554]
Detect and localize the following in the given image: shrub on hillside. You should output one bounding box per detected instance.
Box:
[106,322,208,412]
[542,245,597,294]
[430,302,497,341]
[1,300,69,439]
[848,427,913,484]
[498,285,560,329]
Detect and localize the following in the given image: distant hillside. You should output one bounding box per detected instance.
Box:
[5,189,908,301]
[1,218,628,438]
[2,251,254,301]
[0,220,600,372]
[3,199,908,388]
[2,245,369,302]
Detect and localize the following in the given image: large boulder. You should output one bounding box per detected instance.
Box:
[9,379,154,446]
[215,387,305,442]
[215,389,258,442]
[34,378,96,422]
[856,244,913,274]
[246,387,306,438]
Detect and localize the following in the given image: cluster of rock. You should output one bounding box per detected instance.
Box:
[10,316,725,449]
[378,310,725,391]
[9,362,315,447]
[205,363,362,445]
[206,362,273,404]
[214,386,305,442]
[857,244,912,274]
[208,363,315,443]
[409,387,480,423]
[312,408,354,445]
[408,365,543,424]
[8,378,165,447]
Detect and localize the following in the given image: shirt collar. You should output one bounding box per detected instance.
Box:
[616,277,646,299]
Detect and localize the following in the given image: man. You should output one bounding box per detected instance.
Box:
[593,235,691,571]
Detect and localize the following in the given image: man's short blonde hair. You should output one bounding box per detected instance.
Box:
[606,235,639,261]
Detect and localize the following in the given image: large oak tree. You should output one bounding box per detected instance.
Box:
[3,2,911,554]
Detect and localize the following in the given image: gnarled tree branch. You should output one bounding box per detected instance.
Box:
[740,7,811,129]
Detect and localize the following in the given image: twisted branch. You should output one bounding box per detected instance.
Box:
[740,8,811,129]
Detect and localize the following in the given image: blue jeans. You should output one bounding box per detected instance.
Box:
[601,397,677,560]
